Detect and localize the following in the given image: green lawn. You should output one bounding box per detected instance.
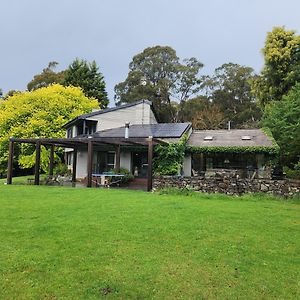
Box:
[0,184,299,299]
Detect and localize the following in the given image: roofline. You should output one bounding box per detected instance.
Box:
[63,99,153,128]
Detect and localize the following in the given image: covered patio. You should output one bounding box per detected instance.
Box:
[7,136,163,191]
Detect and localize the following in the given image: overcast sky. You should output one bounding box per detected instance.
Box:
[1,0,300,104]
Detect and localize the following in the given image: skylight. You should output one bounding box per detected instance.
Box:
[241,136,252,140]
[204,136,213,141]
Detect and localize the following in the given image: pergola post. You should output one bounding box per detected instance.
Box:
[7,140,14,184]
[34,141,41,185]
[72,148,77,185]
[115,145,121,173]
[147,136,153,192]
[49,145,55,176]
[87,140,93,187]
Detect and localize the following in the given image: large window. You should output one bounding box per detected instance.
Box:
[191,153,259,178]
[94,151,115,174]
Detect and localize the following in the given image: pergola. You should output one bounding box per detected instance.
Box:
[7,136,164,191]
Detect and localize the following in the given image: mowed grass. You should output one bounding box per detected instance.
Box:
[0,184,299,299]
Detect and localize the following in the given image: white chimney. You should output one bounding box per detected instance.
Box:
[228,121,231,131]
[125,122,130,138]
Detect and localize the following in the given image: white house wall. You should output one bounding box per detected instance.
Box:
[76,149,88,178]
[183,154,191,176]
[86,102,157,132]
[120,152,131,172]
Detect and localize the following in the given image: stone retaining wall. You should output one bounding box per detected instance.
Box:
[153,176,300,197]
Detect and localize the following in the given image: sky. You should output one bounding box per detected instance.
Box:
[1,0,300,105]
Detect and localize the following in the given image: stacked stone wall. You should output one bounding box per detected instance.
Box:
[153,176,300,197]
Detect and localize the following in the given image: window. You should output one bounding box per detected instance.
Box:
[107,152,115,170]
[94,151,115,173]
[67,128,73,138]
[66,152,73,166]
[85,124,97,135]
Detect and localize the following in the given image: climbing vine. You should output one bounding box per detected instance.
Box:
[153,134,188,175]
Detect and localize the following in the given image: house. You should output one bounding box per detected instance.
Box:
[6,100,278,190]
[62,100,191,179]
[62,100,277,180]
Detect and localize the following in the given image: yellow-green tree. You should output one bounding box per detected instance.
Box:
[251,26,300,107]
[0,84,98,173]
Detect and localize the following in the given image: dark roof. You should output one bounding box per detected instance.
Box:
[187,129,274,147]
[63,100,153,128]
[89,123,191,138]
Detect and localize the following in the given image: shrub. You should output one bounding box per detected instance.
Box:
[112,168,134,184]
[284,166,300,180]
[53,163,71,176]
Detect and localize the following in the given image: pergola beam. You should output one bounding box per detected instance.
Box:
[115,145,121,173]
[7,140,14,184]
[8,136,165,191]
[147,137,154,192]
[49,145,55,176]
[34,141,41,185]
[87,140,93,187]
[72,148,77,184]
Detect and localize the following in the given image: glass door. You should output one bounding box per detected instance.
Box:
[132,152,148,178]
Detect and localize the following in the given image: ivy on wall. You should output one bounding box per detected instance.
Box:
[186,145,279,155]
[153,135,188,175]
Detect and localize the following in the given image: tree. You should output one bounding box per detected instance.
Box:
[27,61,66,91]
[202,63,261,128]
[114,46,203,122]
[177,96,209,122]
[192,104,226,130]
[0,84,98,173]
[251,26,300,107]
[262,83,300,166]
[0,88,2,98]
[3,90,22,100]
[63,58,109,108]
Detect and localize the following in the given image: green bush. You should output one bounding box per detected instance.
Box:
[53,164,71,176]
[284,166,300,180]
[112,168,134,184]
[154,135,187,175]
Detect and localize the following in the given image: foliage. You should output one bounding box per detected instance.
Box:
[114,46,203,122]
[53,163,71,176]
[27,61,66,91]
[192,104,226,129]
[177,96,209,122]
[154,135,188,175]
[0,186,299,299]
[261,83,300,165]
[251,26,300,107]
[187,145,279,156]
[0,84,98,173]
[202,63,261,128]
[283,166,300,180]
[63,58,109,108]
[112,167,134,184]
[3,90,22,99]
